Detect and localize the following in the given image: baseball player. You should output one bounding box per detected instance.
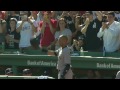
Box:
[57,35,73,79]
[48,35,73,79]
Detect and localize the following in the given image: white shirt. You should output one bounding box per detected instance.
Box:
[17,20,35,48]
[97,21,120,52]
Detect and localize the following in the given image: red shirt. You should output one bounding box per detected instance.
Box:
[0,11,5,20]
[40,19,57,47]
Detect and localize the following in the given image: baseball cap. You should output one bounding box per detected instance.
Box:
[10,18,18,24]
[23,69,32,75]
[5,68,13,75]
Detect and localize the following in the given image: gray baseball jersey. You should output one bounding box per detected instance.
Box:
[56,46,73,79]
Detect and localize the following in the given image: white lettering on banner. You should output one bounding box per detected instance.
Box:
[27,60,57,67]
[97,63,120,69]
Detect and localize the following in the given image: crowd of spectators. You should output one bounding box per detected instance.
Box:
[0,11,120,53]
[0,11,120,79]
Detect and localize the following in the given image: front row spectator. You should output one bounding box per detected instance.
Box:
[72,35,85,52]
[5,68,14,76]
[47,18,72,50]
[5,18,20,49]
[16,14,37,52]
[97,11,120,52]
[39,11,57,51]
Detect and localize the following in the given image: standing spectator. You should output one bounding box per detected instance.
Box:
[71,15,86,51]
[29,11,41,49]
[30,11,41,32]
[74,15,85,40]
[97,11,120,52]
[47,18,72,50]
[39,11,57,51]
[6,11,20,30]
[81,11,102,51]
[29,11,38,21]
[5,18,20,49]
[64,11,76,37]
[16,14,37,51]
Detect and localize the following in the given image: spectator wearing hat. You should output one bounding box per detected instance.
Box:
[74,15,83,38]
[61,11,76,39]
[5,18,20,49]
[5,11,20,30]
[5,68,14,76]
[47,18,72,50]
[22,69,32,76]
